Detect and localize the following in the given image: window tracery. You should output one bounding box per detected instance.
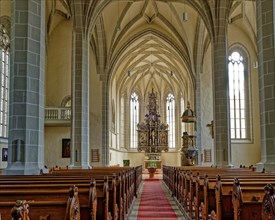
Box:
[228,49,251,140]
[0,24,10,138]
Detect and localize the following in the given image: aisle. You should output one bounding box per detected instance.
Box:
[128,178,185,220]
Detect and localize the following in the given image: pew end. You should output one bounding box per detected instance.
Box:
[261,184,275,220]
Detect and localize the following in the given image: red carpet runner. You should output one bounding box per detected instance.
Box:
[137,179,178,220]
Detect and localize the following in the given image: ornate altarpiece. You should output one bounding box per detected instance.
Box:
[137,89,168,159]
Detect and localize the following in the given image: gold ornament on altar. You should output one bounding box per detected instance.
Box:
[137,89,169,159]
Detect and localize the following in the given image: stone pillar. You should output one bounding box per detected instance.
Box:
[101,78,109,166]
[4,0,45,175]
[70,3,90,168]
[211,3,232,167]
[195,76,202,165]
[256,0,275,172]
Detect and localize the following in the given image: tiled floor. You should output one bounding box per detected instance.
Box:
[128,174,186,220]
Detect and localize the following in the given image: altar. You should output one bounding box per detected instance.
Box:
[136,89,168,177]
[137,89,169,159]
[144,160,162,169]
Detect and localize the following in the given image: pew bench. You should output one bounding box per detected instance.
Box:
[163,165,275,220]
[0,165,142,220]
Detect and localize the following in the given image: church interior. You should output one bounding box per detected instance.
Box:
[0,0,275,219]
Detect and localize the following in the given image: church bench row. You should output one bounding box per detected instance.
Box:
[0,174,132,219]
[163,165,275,195]
[163,165,275,220]
[201,175,275,220]
[48,166,143,197]
[163,165,257,195]
[180,170,275,220]
[179,173,275,220]
[0,181,97,220]
[0,165,142,220]
[0,165,142,198]
[165,166,275,202]
[0,171,133,219]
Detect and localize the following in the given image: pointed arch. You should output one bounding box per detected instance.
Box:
[0,18,10,138]
[166,92,175,148]
[228,44,252,141]
[130,91,139,148]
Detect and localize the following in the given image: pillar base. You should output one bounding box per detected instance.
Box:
[226,163,234,168]
[215,162,234,168]
[3,162,41,175]
[256,162,275,173]
[68,164,92,169]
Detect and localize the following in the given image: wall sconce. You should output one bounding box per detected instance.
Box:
[183,12,188,22]
[116,23,121,32]
[253,61,258,69]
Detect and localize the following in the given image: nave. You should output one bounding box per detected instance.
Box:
[129,174,185,220]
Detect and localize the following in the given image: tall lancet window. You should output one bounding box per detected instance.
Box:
[166,93,175,148]
[130,92,139,148]
[228,51,249,140]
[0,24,10,138]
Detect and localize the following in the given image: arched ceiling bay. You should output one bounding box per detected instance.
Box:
[103,0,201,97]
[45,0,257,98]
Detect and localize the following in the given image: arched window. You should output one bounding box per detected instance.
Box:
[166,93,175,148]
[130,92,139,148]
[228,50,250,140]
[60,96,71,120]
[0,24,10,138]
[181,97,185,135]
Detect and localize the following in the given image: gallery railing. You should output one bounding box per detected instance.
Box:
[45,107,71,125]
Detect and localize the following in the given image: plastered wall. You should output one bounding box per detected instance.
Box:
[44,127,70,168]
[228,22,261,167]
[201,45,214,166]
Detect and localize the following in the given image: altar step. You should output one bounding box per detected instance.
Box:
[142,173,163,180]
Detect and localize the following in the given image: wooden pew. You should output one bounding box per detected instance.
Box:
[0,165,142,220]
[48,168,134,219]
[261,184,275,220]
[0,175,116,219]
[0,185,82,220]
[201,175,275,220]
[0,177,112,220]
[231,180,275,220]
[163,165,275,220]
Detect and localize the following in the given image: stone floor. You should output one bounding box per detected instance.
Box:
[127,173,186,220]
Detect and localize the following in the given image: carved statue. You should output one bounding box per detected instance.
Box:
[65,185,80,220]
[11,200,30,220]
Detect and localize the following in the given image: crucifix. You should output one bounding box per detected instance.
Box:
[206,120,214,139]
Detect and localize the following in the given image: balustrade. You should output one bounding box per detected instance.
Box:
[45,107,71,123]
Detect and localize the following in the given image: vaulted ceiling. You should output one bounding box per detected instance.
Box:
[46,0,256,99]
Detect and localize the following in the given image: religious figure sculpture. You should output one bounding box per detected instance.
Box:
[11,200,30,220]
